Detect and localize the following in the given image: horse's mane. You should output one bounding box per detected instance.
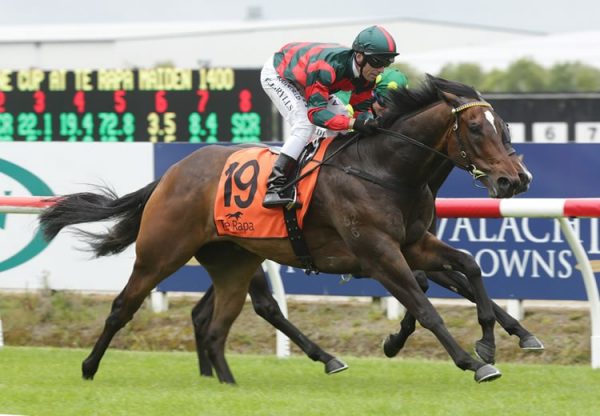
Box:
[380,74,481,126]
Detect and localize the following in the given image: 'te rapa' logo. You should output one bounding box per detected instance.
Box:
[0,158,54,271]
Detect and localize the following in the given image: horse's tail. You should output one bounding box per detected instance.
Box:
[39,180,160,257]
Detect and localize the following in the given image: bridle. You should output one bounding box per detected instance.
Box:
[450,100,493,180]
[376,100,493,181]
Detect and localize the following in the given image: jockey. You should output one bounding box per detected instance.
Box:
[260,25,399,208]
[371,67,409,116]
[335,67,409,118]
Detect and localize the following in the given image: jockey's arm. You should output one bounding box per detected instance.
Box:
[349,89,375,120]
[306,82,354,131]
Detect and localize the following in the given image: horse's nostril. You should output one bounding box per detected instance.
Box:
[518,173,530,185]
[497,176,520,196]
[497,177,510,189]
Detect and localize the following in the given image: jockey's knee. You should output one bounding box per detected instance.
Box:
[281,123,315,160]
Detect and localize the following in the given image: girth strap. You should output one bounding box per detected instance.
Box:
[282,206,319,275]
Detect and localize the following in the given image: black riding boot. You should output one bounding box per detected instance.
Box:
[263,153,298,208]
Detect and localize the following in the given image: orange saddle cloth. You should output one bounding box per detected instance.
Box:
[214,138,333,238]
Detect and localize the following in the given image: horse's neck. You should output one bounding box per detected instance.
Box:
[428,160,455,196]
[380,104,453,186]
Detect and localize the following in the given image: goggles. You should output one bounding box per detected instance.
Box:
[372,91,386,106]
[365,54,394,68]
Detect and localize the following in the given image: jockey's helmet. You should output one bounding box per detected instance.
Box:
[352,26,399,67]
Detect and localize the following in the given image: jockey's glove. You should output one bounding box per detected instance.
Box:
[353,115,379,135]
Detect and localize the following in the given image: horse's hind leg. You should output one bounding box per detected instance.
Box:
[247,267,348,375]
[191,286,216,377]
[82,254,192,379]
[82,213,206,379]
[82,271,161,379]
[202,253,263,384]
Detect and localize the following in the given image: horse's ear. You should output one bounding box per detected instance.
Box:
[438,90,461,107]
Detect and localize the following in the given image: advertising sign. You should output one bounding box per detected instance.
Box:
[0,142,153,291]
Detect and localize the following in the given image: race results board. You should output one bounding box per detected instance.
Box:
[0,68,280,143]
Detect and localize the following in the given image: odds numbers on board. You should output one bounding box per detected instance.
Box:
[0,68,279,143]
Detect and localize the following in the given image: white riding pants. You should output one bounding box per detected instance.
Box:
[260,57,349,160]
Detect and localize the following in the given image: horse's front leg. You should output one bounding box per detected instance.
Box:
[404,232,497,364]
[384,269,543,357]
[426,270,544,351]
[347,232,500,382]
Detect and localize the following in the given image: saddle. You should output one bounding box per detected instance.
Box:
[213,138,333,242]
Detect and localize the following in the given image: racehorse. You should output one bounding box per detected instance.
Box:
[39,75,522,384]
[190,148,541,377]
[381,149,541,359]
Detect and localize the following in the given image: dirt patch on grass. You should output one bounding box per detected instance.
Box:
[0,291,591,365]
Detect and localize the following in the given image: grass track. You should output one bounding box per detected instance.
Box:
[1,346,599,416]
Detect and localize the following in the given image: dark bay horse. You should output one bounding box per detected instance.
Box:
[191,148,541,378]
[382,144,542,359]
[39,75,522,384]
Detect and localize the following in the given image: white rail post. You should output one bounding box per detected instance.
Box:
[505,299,524,320]
[150,290,169,313]
[559,218,600,369]
[385,296,405,320]
[264,260,290,358]
[0,316,4,348]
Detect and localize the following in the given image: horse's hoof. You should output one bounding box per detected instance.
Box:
[474,340,496,364]
[325,358,348,375]
[382,334,403,358]
[81,361,97,380]
[519,335,545,350]
[474,364,502,383]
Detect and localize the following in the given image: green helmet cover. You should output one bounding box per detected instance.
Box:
[374,68,408,97]
[352,25,399,56]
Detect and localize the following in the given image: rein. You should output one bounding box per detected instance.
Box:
[278,132,362,192]
[377,100,491,180]
[280,100,492,192]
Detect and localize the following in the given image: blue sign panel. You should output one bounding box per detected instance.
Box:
[434,143,600,300]
[155,143,600,300]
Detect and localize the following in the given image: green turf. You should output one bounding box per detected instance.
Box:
[0,346,599,416]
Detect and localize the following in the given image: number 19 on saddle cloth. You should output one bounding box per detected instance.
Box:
[214,138,333,238]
